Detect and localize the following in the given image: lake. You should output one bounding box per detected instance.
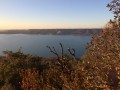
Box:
[0,34,91,58]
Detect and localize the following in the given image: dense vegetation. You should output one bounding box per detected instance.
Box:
[0,0,120,90]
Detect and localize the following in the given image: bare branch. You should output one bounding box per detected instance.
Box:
[46,46,59,60]
[68,48,76,60]
[59,43,64,60]
[46,45,65,69]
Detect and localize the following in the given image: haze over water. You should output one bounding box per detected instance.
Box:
[0,34,91,58]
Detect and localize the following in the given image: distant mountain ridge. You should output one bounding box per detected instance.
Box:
[0,29,102,35]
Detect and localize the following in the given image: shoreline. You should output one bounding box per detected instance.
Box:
[0,29,102,35]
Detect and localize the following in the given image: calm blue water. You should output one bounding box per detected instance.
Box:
[0,34,91,58]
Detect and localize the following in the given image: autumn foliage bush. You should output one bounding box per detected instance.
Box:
[0,0,120,90]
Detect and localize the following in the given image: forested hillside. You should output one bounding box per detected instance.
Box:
[0,29,101,35]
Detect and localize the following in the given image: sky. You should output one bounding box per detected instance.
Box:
[0,0,113,30]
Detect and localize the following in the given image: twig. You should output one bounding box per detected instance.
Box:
[59,43,64,60]
[47,44,75,80]
[68,48,76,60]
[46,46,59,60]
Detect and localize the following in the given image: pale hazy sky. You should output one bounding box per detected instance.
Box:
[0,0,113,30]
